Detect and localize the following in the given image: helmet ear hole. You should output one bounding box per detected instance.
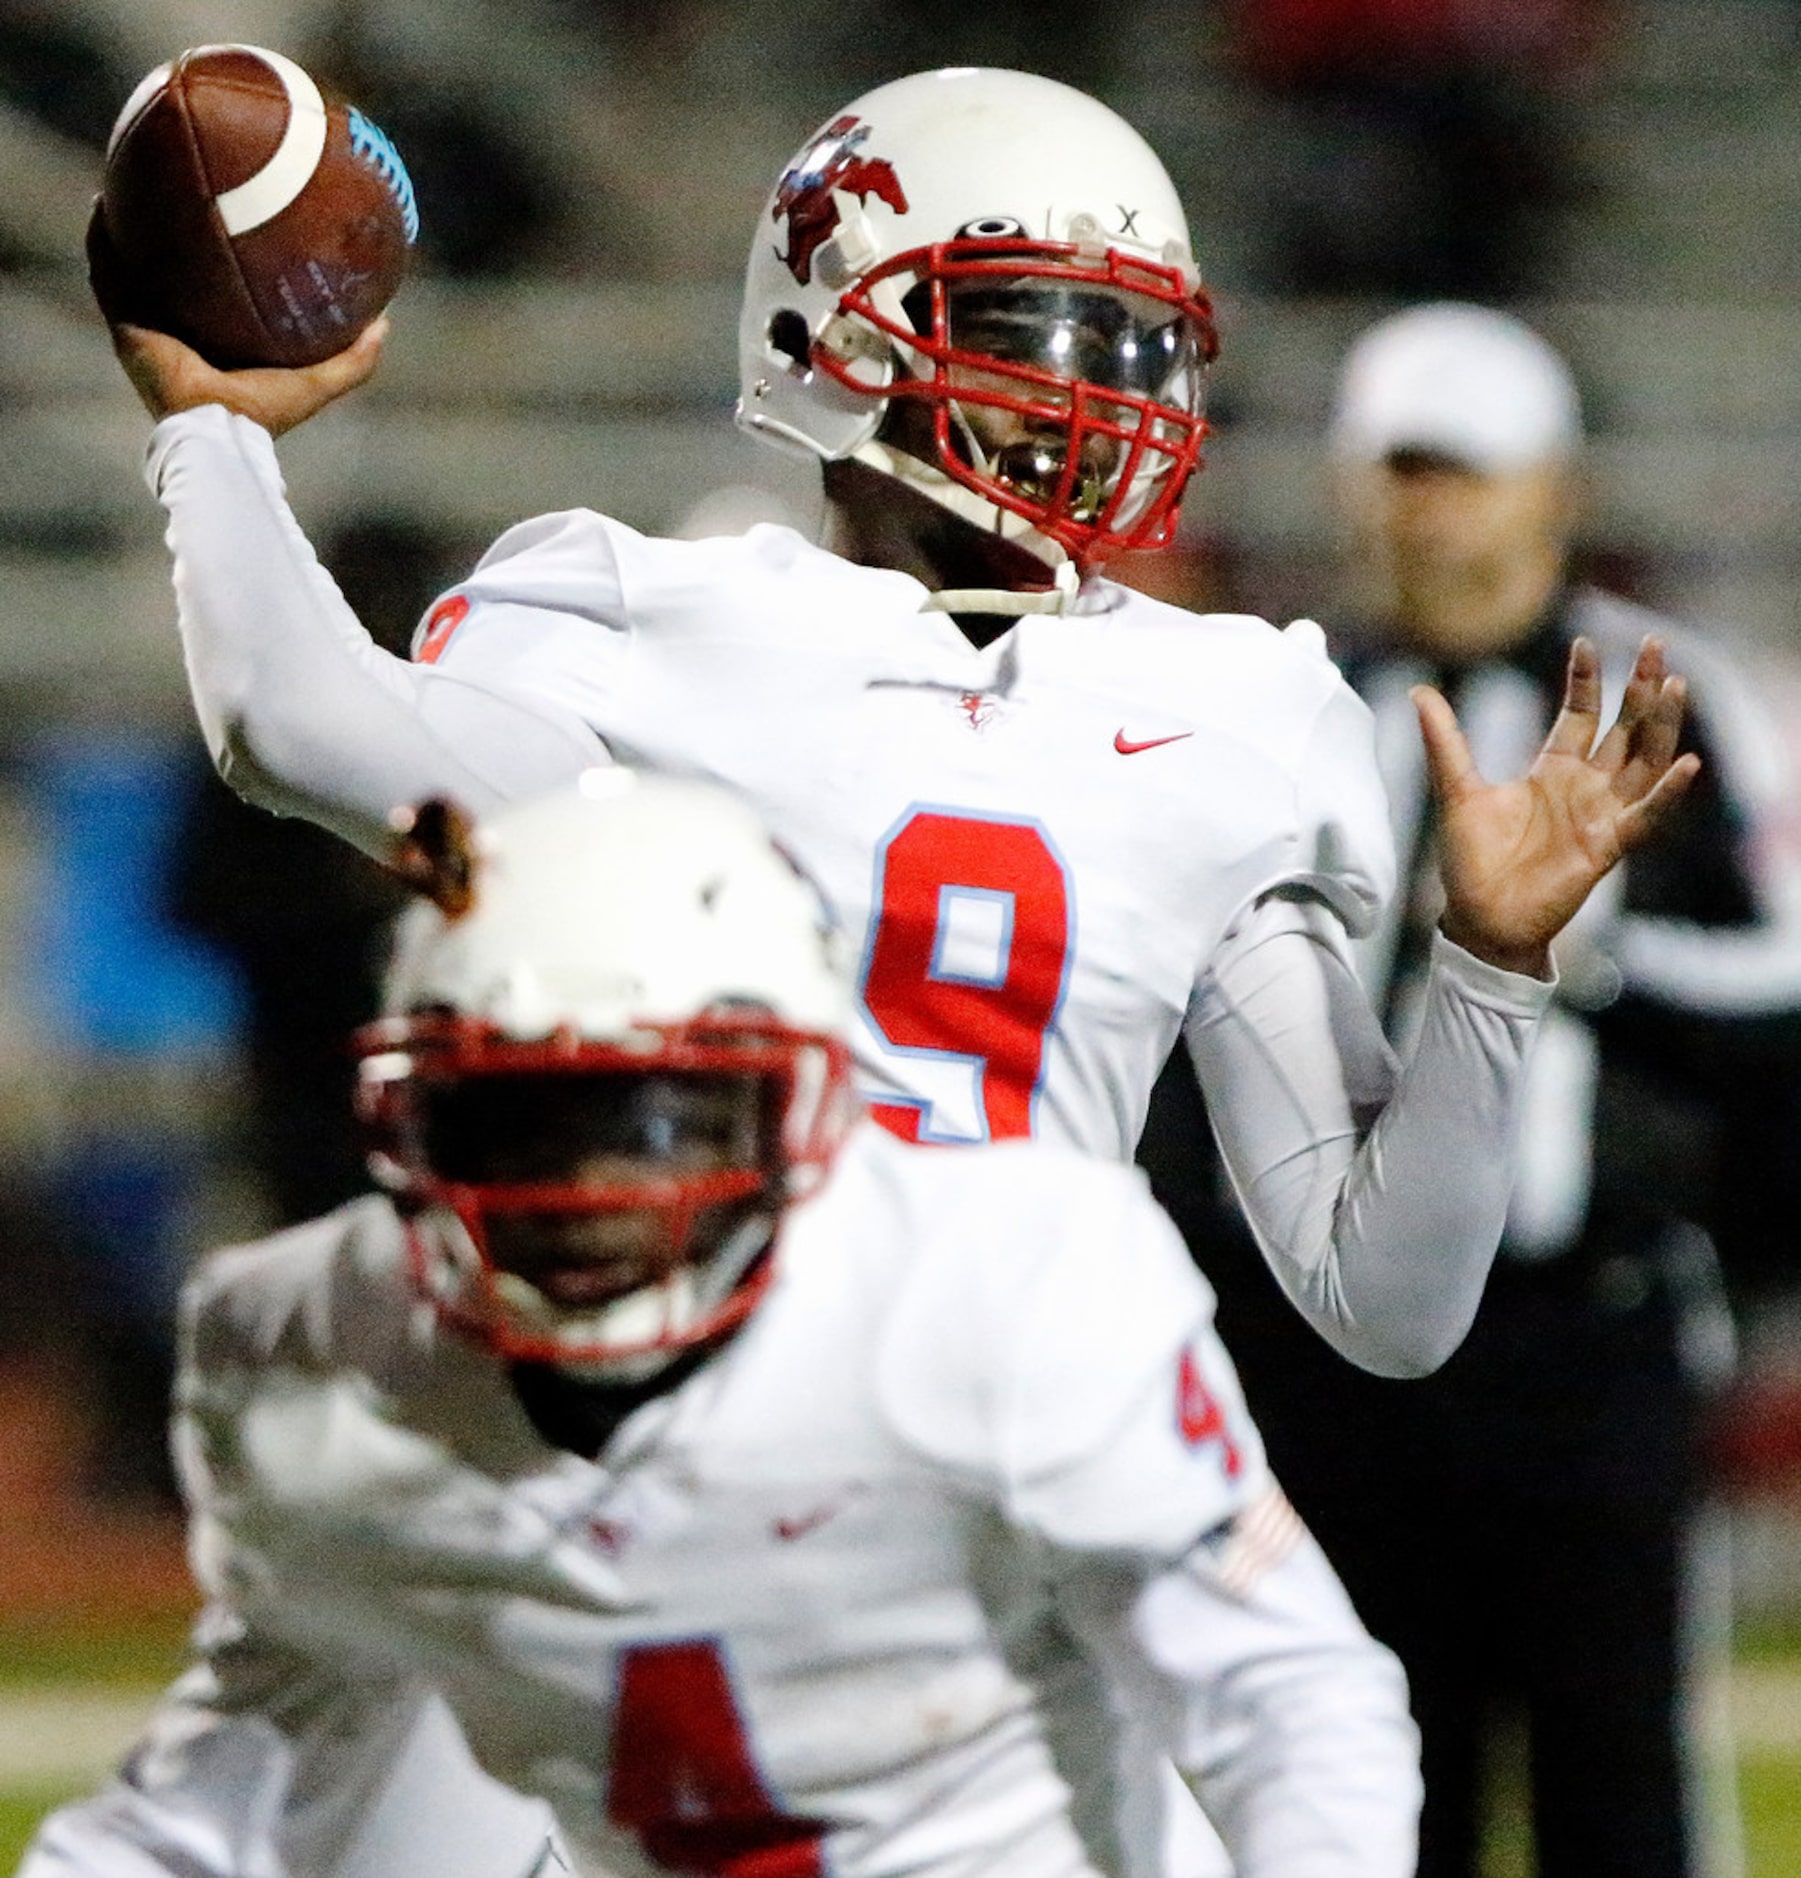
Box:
[766,309,812,371]
[957,216,1027,240]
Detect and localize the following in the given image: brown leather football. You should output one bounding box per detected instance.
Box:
[98,44,417,368]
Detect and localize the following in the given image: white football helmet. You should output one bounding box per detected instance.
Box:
[737,68,1218,578]
[357,772,856,1380]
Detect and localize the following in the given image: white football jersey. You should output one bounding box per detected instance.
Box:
[410,513,1394,1156]
[38,1127,1299,1878]
[148,407,1548,1379]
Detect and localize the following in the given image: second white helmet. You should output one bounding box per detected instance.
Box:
[360,772,856,1380]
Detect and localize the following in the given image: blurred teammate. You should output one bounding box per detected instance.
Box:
[21,775,1420,1878]
[1162,304,1801,1878]
[93,70,1691,1871]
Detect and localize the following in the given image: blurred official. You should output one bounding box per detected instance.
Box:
[1145,303,1801,1878]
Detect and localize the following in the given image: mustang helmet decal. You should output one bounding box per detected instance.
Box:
[772,114,908,286]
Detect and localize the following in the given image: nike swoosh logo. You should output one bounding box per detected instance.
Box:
[1115,729,1194,755]
[773,1503,842,1542]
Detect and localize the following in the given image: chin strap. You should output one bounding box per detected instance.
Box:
[849,439,1088,617]
[918,561,1083,616]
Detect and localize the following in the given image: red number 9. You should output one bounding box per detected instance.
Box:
[858,808,1072,1144]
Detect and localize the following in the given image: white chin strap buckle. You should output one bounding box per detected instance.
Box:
[921,558,1082,617]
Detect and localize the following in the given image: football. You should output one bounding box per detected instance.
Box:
[97,44,417,369]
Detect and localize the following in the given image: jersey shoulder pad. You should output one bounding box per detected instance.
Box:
[869,1134,1257,1551]
[1097,585,1350,740]
[465,509,635,615]
[1112,592,1394,935]
[438,516,837,644]
[406,509,634,665]
[182,1195,412,1384]
[872,1137,1210,1459]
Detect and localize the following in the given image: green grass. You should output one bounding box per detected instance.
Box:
[1473,1715,1801,1877]
[1743,1752,1801,1876]
[0,1615,188,1870]
[1734,1614,1801,1664]
[2,1781,85,1869]
[0,1614,188,1690]
[2,1618,1798,1876]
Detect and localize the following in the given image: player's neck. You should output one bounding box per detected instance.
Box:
[821,460,1052,649]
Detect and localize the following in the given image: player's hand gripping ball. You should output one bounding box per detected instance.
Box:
[96,44,417,368]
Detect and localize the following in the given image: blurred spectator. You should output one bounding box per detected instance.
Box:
[1141,303,1801,1878]
[1224,0,1606,298]
[13,730,248,1505]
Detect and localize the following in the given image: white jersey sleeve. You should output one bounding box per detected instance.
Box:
[1108,1518,1420,1876]
[14,1206,563,1878]
[146,407,607,855]
[866,1142,1420,1877]
[873,1145,1266,1557]
[1152,639,1552,1377]
[18,1650,557,1878]
[1188,893,1553,1377]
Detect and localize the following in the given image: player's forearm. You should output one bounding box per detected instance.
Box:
[1192,907,1550,1377]
[147,405,509,856]
[1330,935,1551,1369]
[1134,1521,1420,1877]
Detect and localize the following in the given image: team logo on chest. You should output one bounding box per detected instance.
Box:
[586,1514,634,1557]
[957,690,1000,732]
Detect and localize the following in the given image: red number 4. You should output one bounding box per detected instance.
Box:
[606,1640,828,1878]
[859,809,1072,1144]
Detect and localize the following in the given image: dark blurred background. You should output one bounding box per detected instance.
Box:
[0,0,1798,1859]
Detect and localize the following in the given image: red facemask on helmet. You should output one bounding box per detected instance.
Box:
[367,775,859,1378]
[820,239,1217,564]
[358,1010,854,1377]
[739,69,1219,580]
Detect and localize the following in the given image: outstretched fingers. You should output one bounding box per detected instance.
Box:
[1541,636,1605,758]
[1590,636,1665,772]
[1589,636,1691,806]
[1412,683,1483,807]
[1616,673,1688,804]
[1615,750,1703,851]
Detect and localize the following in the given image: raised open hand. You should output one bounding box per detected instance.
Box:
[1414,636,1701,978]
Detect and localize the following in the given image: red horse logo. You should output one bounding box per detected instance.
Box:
[772,115,908,285]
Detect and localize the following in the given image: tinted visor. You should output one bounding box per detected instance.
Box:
[421,1071,771,1185]
[920,278,1206,409]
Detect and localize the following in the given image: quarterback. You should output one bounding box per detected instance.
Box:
[97,66,1694,1378]
[21,776,1420,1878]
